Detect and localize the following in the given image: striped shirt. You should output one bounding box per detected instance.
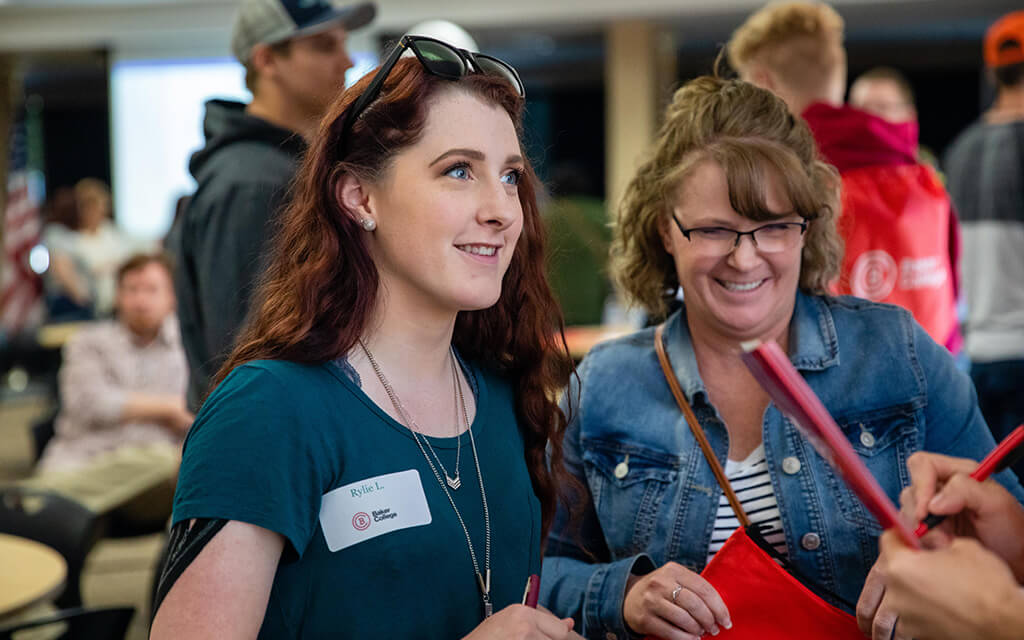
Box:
[707,444,787,563]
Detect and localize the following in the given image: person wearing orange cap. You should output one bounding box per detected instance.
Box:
[944,10,1024,478]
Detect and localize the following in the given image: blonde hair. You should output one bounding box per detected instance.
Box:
[74,177,110,201]
[727,1,845,96]
[74,177,111,215]
[611,76,842,318]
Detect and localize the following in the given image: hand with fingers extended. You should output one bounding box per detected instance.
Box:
[876,530,1024,640]
[899,451,1024,578]
[622,562,732,640]
[462,604,576,640]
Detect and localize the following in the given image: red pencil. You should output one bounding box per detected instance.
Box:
[914,424,1024,537]
[740,340,920,548]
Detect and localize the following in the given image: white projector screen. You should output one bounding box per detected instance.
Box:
[110,51,380,241]
[110,57,250,240]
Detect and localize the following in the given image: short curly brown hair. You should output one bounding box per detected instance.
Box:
[610,76,842,319]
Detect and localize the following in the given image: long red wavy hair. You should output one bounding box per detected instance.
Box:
[214,58,574,540]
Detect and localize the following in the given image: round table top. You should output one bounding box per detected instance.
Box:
[36,321,89,350]
[0,533,67,620]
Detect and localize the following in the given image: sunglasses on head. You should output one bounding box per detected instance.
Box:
[337,35,525,147]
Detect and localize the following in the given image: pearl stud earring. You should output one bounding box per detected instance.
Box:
[360,218,376,231]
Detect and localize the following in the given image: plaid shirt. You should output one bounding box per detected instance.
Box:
[38,316,188,472]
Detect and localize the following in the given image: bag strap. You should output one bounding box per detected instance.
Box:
[654,324,752,528]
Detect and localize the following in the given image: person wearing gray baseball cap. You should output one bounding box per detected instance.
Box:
[167,0,375,412]
[231,0,375,64]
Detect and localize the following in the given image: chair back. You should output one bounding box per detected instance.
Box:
[0,605,135,640]
[29,409,58,463]
[0,487,101,607]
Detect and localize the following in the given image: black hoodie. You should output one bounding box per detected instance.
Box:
[167,99,306,409]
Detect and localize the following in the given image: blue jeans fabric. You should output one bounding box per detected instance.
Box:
[541,293,1024,640]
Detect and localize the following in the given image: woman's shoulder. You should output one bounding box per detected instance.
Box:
[223,358,332,382]
[817,295,916,342]
[186,360,341,452]
[806,295,937,405]
[823,294,914,318]
[803,294,922,363]
[42,223,77,248]
[42,222,72,238]
[576,325,660,381]
[205,359,338,412]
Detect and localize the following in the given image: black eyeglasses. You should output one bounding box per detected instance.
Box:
[337,35,525,147]
[672,217,808,256]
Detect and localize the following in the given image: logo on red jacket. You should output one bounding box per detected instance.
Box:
[851,250,898,301]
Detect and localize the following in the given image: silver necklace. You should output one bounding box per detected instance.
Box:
[446,356,463,488]
[363,349,464,488]
[358,340,493,617]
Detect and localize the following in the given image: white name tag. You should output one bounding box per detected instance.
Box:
[319,469,433,552]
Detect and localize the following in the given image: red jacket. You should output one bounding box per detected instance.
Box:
[802,103,962,353]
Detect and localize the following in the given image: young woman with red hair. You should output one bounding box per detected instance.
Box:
[151,38,576,639]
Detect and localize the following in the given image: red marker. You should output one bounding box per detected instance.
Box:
[915,425,1024,537]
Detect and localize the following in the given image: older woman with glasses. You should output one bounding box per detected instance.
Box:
[151,37,578,639]
[540,75,1024,640]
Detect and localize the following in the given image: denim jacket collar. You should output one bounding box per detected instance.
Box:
[789,292,840,371]
[664,290,841,405]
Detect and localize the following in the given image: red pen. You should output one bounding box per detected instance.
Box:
[522,574,540,608]
[915,424,1024,537]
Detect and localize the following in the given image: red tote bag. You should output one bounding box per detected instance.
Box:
[699,526,863,639]
[649,326,863,639]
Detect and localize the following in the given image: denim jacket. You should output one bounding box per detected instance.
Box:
[541,293,1024,640]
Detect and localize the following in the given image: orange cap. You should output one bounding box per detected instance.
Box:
[985,10,1024,69]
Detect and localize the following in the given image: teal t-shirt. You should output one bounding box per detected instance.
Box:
[172,358,542,639]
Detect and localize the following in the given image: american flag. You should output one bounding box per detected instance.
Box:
[1,111,45,332]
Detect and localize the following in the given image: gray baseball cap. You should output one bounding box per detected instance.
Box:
[231,0,376,63]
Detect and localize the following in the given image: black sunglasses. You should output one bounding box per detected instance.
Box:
[337,35,525,149]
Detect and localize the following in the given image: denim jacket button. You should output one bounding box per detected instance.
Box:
[614,461,629,479]
[782,456,801,475]
[859,431,876,448]
[801,532,822,551]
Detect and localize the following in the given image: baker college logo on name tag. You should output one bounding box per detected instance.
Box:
[319,469,432,551]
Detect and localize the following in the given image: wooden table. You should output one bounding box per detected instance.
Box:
[0,533,67,620]
[35,321,90,350]
[564,324,635,360]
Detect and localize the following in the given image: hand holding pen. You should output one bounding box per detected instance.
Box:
[519,576,586,640]
[463,580,575,640]
[913,426,1024,537]
[901,432,1024,581]
[522,574,540,608]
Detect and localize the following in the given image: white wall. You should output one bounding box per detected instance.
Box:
[108,28,379,239]
[109,56,249,238]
